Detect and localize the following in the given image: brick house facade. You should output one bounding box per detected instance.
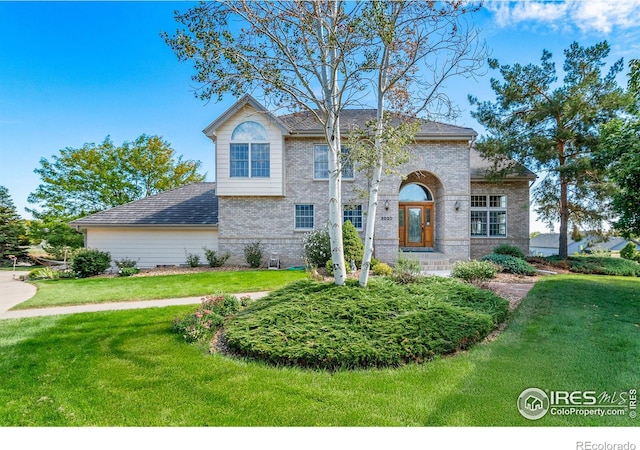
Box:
[72,95,534,269]
[206,95,535,267]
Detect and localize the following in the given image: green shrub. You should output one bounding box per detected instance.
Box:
[302,227,332,267]
[452,260,498,284]
[115,257,139,277]
[28,267,60,280]
[492,244,525,259]
[244,241,264,268]
[566,256,640,277]
[224,278,509,370]
[71,249,111,278]
[392,251,423,283]
[118,267,140,277]
[172,293,241,343]
[342,220,364,269]
[203,247,230,268]
[185,251,200,267]
[620,242,639,262]
[481,254,536,276]
[114,257,138,269]
[326,258,334,276]
[371,262,393,276]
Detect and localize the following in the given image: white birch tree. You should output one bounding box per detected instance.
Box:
[164,1,370,285]
[353,1,485,286]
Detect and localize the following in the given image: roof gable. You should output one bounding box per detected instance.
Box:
[203,94,290,139]
[70,183,218,227]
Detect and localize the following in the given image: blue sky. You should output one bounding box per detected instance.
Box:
[2,1,640,232]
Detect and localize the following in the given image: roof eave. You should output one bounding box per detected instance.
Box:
[471,174,537,182]
[70,223,219,229]
[287,131,476,140]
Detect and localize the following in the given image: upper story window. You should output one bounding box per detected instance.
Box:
[314,145,354,180]
[230,121,270,178]
[471,195,507,237]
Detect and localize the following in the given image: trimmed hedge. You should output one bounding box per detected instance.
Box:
[223,277,509,370]
[481,254,536,276]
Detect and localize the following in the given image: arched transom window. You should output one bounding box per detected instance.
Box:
[230,121,270,177]
[399,183,433,202]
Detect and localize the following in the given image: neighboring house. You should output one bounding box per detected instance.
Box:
[71,95,535,269]
[530,233,640,257]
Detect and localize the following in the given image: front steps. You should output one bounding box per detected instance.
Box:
[402,251,454,275]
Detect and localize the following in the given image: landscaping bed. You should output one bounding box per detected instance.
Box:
[219,277,509,370]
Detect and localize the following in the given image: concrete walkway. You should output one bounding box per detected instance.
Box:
[0,270,269,320]
[0,270,37,316]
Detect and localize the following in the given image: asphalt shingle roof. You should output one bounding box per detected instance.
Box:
[278,109,477,137]
[70,183,218,227]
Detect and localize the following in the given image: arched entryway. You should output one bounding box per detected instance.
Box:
[398,183,434,248]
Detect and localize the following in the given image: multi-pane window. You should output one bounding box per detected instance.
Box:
[314,145,354,179]
[230,121,270,178]
[295,204,315,230]
[343,205,363,229]
[230,144,249,177]
[470,195,507,237]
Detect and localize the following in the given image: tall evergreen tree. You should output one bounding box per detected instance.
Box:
[597,59,640,238]
[470,41,628,258]
[0,186,29,262]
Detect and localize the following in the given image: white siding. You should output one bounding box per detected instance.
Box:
[85,227,218,269]
[215,108,285,196]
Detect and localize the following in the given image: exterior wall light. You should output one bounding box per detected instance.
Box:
[454,200,461,211]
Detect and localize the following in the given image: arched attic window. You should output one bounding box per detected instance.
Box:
[230,121,270,177]
[399,183,433,202]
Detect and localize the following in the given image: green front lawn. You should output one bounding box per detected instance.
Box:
[0,274,637,426]
[15,270,307,310]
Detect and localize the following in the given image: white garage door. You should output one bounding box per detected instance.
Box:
[85,227,219,269]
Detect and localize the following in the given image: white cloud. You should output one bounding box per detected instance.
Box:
[486,0,640,34]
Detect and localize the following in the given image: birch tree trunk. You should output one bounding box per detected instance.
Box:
[319,2,346,285]
[359,83,386,287]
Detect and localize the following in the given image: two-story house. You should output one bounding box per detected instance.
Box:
[71,95,535,270]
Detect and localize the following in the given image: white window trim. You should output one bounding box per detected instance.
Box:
[470,195,507,238]
[313,144,354,181]
[294,204,315,231]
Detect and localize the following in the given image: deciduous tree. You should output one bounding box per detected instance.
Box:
[164,1,372,285]
[28,135,204,220]
[351,0,484,286]
[164,0,484,285]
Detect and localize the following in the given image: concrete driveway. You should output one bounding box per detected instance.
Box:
[0,270,37,314]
